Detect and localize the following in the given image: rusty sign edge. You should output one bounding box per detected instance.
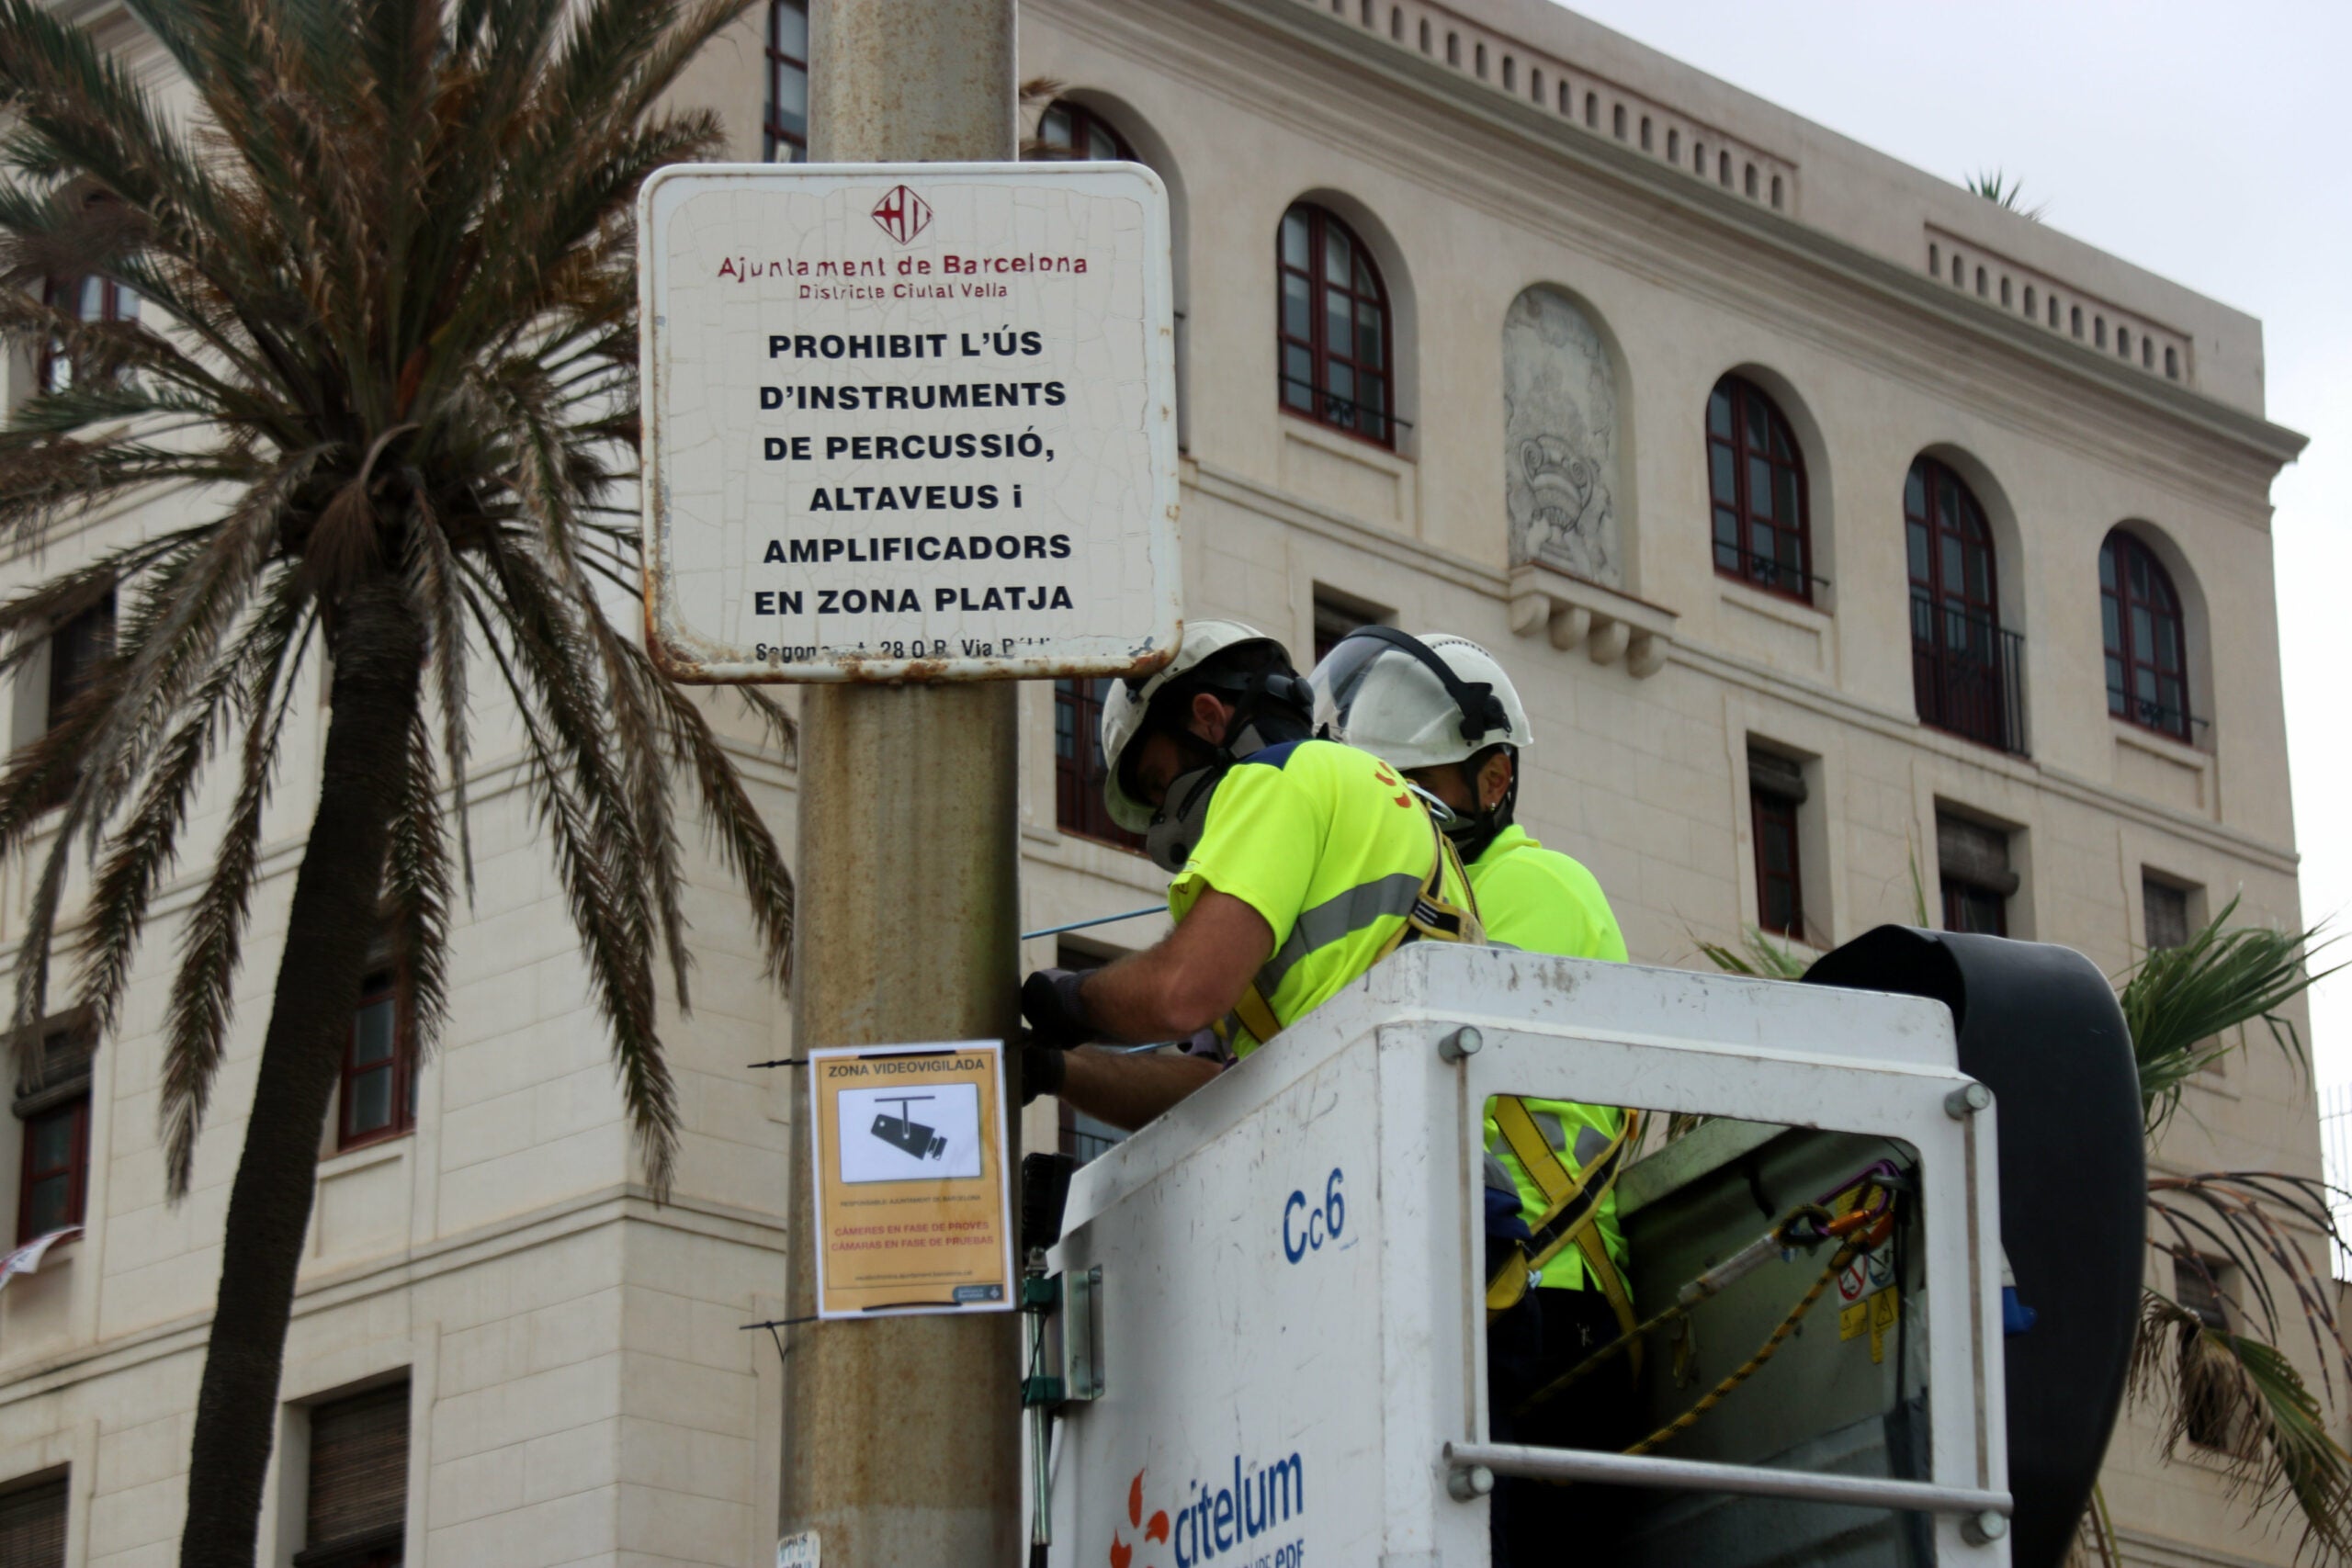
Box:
[638,161,1183,685]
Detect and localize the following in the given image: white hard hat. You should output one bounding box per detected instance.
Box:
[1100,619,1295,831]
[1308,629,1532,772]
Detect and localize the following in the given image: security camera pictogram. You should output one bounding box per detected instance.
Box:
[870,1094,948,1160]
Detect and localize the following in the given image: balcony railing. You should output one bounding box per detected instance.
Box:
[1912,592,2028,757]
[2109,687,2210,744]
[1278,375,1411,446]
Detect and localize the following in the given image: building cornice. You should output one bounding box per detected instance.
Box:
[0,1185,778,1409]
[1044,0,2305,479]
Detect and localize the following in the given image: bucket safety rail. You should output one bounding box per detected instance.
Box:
[1442,1442,2012,1544]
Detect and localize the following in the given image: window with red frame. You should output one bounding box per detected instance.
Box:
[1707,376,1812,602]
[1030,99,1133,162]
[2100,529,2192,740]
[38,274,137,393]
[1749,785,1803,939]
[1906,457,2020,751]
[1278,204,1394,447]
[337,972,414,1151]
[17,1096,85,1245]
[763,0,807,163]
[1053,678,1145,852]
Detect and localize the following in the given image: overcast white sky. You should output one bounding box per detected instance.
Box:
[1557,0,2352,1089]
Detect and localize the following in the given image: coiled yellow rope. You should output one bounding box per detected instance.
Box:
[1621,1238,1862,1457]
[1512,1202,1843,1423]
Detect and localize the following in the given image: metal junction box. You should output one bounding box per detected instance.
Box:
[1044,944,2010,1568]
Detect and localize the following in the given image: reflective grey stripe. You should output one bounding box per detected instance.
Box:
[1533,1111,1566,1152]
[1253,872,1426,999]
[1491,1114,1619,1179]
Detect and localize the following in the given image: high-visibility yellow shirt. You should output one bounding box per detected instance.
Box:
[1473,824,1632,1291]
[1169,739,1476,1058]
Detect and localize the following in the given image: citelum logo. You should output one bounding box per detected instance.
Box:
[1108,1468,1170,1568]
[1112,1454,1305,1567]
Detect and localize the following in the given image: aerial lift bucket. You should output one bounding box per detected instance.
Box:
[1036,941,2125,1567]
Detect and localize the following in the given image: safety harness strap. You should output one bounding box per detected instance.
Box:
[1486,1099,1643,1372]
[1230,806,1481,1050]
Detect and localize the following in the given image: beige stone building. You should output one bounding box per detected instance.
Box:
[0,0,2321,1564]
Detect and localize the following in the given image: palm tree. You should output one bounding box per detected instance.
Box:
[1698,904,2350,1557]
[1966,167,2048,220]
[0,0,786,1563]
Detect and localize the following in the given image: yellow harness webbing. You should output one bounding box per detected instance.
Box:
[1486,1099,1643,1375]
[1228,806,1481,1050]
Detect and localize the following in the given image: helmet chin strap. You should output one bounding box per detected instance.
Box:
[1224,706,1310,759]
[1143,683,1314,873]
[1443,748,1520,864]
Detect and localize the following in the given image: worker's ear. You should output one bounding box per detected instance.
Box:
[1478,750,1513,812]
[1188,689,1233,747]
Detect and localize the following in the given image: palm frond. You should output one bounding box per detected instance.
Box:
[157,598,314,1195]
[73,571,311,1036]
[1690,925,1811,981]
[0,0,788,1313]
[456,565,676,1191]
[384,705,451,1063]
[2131,1291,2352,1557]
[2122,897,2335,1134]
[626,642,795,986]
[1965,168,2048,220]
[2146,1171,2352,1403]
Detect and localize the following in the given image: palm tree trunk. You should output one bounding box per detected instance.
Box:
[179,577,424,1568]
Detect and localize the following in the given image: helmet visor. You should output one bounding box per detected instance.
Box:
[1306,633,1404,741]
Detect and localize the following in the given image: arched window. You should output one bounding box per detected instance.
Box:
[1031,99,1133,163]
[1906,457,2022,752]
[763,0,808,162]
[2100,530,2192,739]
[1706,375,1811,601]
[1278,204,1393,447]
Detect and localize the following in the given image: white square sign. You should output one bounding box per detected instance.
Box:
[639,162,1182,682]
[837,1083,983,1183]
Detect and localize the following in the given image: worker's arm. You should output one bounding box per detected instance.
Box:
[1025,890,1273,1128]
[1079,888,1274,1042]
[1056,1046,1222,1131]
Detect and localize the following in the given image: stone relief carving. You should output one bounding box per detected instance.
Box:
[1502,287,1622,586]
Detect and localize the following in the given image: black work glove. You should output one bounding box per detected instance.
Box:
[1021,967,1096,1050]
[1019,1039,1068,1105]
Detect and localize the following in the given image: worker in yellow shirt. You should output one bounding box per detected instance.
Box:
[1309,627,1634,1555]
[1018,620,1481,1127]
